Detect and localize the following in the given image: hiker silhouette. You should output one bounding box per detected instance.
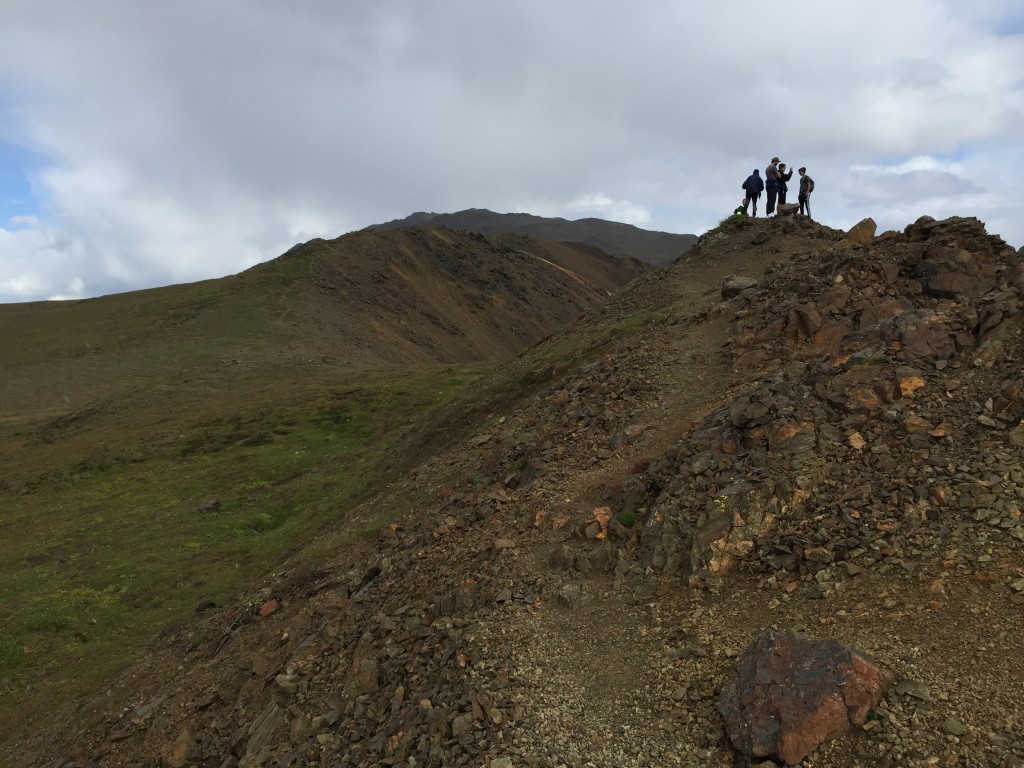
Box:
[742,170,764,216]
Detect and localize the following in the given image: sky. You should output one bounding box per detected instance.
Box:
[1,1,1023,303]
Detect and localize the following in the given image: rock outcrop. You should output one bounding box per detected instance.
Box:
[635,215,1024,590]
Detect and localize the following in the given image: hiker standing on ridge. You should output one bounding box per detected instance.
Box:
[765,157,781,215]
[777,163,794,208]
[741,169,764,216]
[798,166,814,218]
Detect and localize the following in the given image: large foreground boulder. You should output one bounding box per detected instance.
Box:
[718,629,893,765]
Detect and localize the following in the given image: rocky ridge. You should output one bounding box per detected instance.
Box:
[19,215,1024,768]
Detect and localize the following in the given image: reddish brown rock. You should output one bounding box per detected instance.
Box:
[820,286,851,313]
[903,414,932,434]
[732,348,766,369]
[343,638,381,699]
[843,217,877,244]
[857,297,903,331]
[897,368,926,396]
[783,303,823,342]
[718,629,893,765]
[809,318,853,357]
[160,727,199,768]
[721,275,759,299]
[914,244,999,299]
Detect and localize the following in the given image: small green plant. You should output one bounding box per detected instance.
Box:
[616,506,637,527]
[715,213,749,231]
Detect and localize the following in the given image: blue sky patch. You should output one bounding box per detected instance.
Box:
[0,141,43,227]
[993,12,1024,36]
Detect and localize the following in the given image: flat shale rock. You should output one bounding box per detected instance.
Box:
[718,629,893,765]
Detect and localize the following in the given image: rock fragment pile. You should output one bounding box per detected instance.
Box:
[635,216,1024,593]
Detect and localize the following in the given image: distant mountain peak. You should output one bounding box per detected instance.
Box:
[367,209,696,266]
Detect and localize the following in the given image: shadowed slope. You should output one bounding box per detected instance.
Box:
[368,208,697,266]
[0,226,649,430]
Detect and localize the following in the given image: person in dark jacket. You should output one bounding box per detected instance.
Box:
[765,157,780,214]
[777,163,794,207]
[741,169,765,216]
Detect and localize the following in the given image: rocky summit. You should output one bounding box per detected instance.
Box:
[13,214,1024,768]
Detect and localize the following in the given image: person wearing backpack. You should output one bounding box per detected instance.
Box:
[741,169,765,216]
[798,167,815,218]
[764,157,781,215]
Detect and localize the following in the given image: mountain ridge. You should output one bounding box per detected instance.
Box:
[367,208,697,266]
[0,226,648,432]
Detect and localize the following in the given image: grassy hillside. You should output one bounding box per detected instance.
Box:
[0,363,473,739]
[0,314,650,748]
[0,227,647,426]
[0,227,648,750]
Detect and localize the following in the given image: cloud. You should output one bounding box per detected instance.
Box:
[0,0,1023,302]
[0,215,87,301]
[844,157,980,206]
[566,194,652,227]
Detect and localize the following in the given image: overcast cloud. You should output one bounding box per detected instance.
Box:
[1,1,1023,302]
